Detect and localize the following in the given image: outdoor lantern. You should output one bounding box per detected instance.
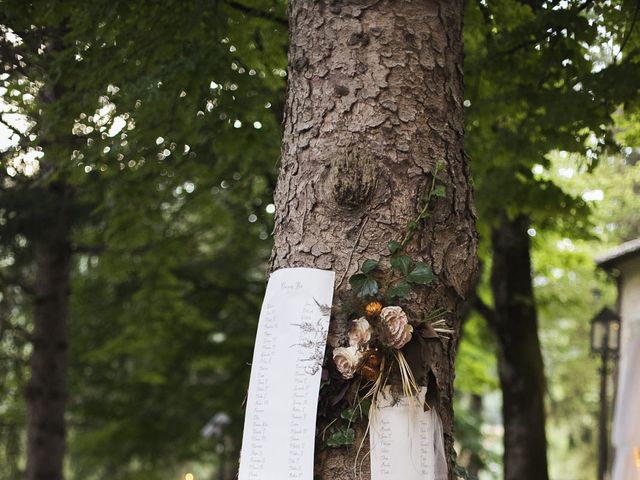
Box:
[590,307,621,355]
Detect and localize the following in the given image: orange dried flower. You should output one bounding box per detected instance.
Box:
[359,350,383,382]
[365,300,383,317]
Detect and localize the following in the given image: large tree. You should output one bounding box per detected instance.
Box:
[270,1,477,478]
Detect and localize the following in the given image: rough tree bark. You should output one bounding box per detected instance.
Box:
[25,182,72,480]
[485,213,549,480]
[270,1,477,479]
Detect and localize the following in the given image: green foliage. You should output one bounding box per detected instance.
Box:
[385,281,411,302]
[530,150,640,479]
[324,426,355,448]
[1,0,639,478]
[349,241,436,302]
[455,315,498,395]
[393,160,446,250]
[360,258,379,274]
[453,2,640,476]
[340,399,371,424]
[1,0,287,476]
[407,262,434,285]
[348,172,443,301]
[349,273,379,298]
[390,255,413,276]
[387,240,401,255]
[323,399,370,448]
[432,184,446,198]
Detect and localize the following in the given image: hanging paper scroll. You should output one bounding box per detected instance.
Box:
[370,387,448,480]
[238,268,335,480]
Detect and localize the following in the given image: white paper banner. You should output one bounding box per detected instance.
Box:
[370,387,448,480]
[238,268,335,480]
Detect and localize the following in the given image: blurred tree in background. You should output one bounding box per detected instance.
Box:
[1,0,639,479]
[460,1,640,479]
[1,1,286,478]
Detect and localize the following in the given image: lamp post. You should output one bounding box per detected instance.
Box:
[590,307,621,480]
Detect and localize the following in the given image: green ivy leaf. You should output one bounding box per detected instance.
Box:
[407,262,434,284]
[390,255,413,276]
[433,184,446,198]
[325,426,356,447]
[349,274,379,298]
[340,407,360,423]
[386,281,411,300]
[340,400,371,423]
[361,259,379,274]
[388,241,402,254]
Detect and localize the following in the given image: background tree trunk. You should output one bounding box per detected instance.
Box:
[25,183,72,480]
[467,393,484,477]
[490,213,549,480]
[270,1,477,478]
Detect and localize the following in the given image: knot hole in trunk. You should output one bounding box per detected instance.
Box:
[326,148,377,209]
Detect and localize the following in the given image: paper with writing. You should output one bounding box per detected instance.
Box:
[238,268,335,480]
[370,387,445,480]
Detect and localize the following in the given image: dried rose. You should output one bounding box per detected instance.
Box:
[348,317,372,348]
[365,300,383,317]
[379,306,413,349]
[391,324,413,349]
[333,345,363,379]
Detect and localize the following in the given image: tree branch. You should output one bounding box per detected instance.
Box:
[71,244,105,255]
[0,116,24,141]
[0,37,30,77]
[0,271,35,296]
[473,295,497,329]
[222,0,288,27]
[617,0,640,62]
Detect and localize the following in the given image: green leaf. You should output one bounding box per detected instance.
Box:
[325,426,356,447]
[340,407,360,423]
[386,281,411,300]
[349,274,379,298]
[433,184,446,198]
[388,241,402,254]
[340,399,372,423]
[390,255,413,276]
[407,262,434,284]
[361,259,379,274]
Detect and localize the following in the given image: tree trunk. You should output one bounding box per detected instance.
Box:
[490,214,549,480]
[467,393,484,477]
[271,1,477,478]
[25,183,72,480]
